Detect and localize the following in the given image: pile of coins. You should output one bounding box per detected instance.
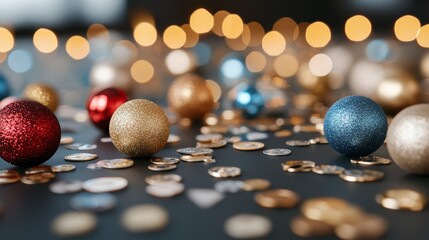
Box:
[291,197,388,239]
[281,160,385,182]
[286,136,328,147]
[0,164,76,185]
[376,189,427,211]
[177,147,215,163]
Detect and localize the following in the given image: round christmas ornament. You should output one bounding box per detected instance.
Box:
[109,99,169,157]
[167,73,214,120]
[0,100,60,167]
[324,96,387,157]
[0,74,10,100]
[86,87,127,132]
[233,85,264,119]
[387,104,429,174]
[23,82,59,112]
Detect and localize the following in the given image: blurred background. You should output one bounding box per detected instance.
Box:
[0,0,428,119]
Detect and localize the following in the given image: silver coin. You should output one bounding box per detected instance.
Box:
[180,155,213,163]
[339,169,385,183]
[196,133,223,142]
[177,147,213,156]
[60,136,74,145]
[263,148,292,156]
[214,180,244,193]
[52,211,97,237]
[151,157,180,165]
[204,158,216,164]
[100,137,112,143]
[50,180,83,194]
[146,182,185,198]
[52,164,76,173]
[145,174,182,185]
[208,166,241,178]
[64,153,98,162]
[312,165,345,175]
[70,192,117,212]
[98,159,134,169]
[350,155,392,166]
[148,164,177,172]
[64,143,97,150]
[285,140,311,147]
[224,214,272,239]
[82,177,128,193]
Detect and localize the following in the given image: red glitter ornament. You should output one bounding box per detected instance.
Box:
[86,87,127,132]
[0,100,60,167]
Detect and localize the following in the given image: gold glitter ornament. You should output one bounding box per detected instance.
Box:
[23,83,59,111]
[109,99,170,157]
[167,74,215,120]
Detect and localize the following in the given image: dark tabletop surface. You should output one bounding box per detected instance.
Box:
[0,116,428,240]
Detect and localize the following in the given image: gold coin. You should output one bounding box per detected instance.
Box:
[52,164,76,173]
[232,141,265,151]
[148,164,177,172]
[196,139,227,149]
[282,160,316,172]
[21,172,55,184]
[376,189,426,211]
[241,179,271,191]
[208,166,241,178]
[0,169,20,177]
[312,165,345,175]
[274,130,293,138]
[339,169,384,183]
[335,213,387,240]
[99,159,135,169]
[301,197,362,226]
[350,155,391,166]
[200,125,228,134]
[145,174,182,185]
[60,136,74,145]
[151,157,180,165]
[0,172,21,184]
[180,155,213,163]
[25,165,53,175]
[290,215,334,238]
[254,189,300,208]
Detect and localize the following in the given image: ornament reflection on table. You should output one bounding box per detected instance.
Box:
[167,73,215,121]
[0,74,10,101]
[23,82,59,112]
[233,85,264,119]
[387,104,429,174]
[324,96,387,157]
[86,87,128,132]
[0,100,60,167]
[109,99,169,157]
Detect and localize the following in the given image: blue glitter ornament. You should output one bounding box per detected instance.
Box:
[0,74,10,100]
[324,95,387,157]
[233,85,264,119]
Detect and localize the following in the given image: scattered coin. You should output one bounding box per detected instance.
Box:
[64,153,98,162]
[232,141,265,151]
[187,188,225,209]
[98,159,134,169]
[180,155,213,163]
[285,140,311,147]
[208,166,241,178]
[52,211,97,237]
[196,139,227,149]
[275,130,293,138]
[60,136,74,145]
[146,183,185,198]
[63,143,97,150]
[290,215,334,238]
[151,157,180,165]
[0,170,21,185]
[204,158,216,163]
[177,147,213,156]
[100,137,112,143]
[145,174,182,185]
[70,192,117,212]
[122,204,169,233]
[312,165,345,175]
[196,133,223,143]
[51,164,76,173]
[309,137,328,144]
[282,160,316,172]
[148,164,177,172]
[82,177,128,193]
[214,180,244,193]
[21,172,55,184]
[200,125,228,134]
[339,169,385,183]
[254,189,300,208]
[241,178,271,191]
[25,165,52,175]
[167,134,181,144]
[246,132,269,141]
[263,148,292,156]
[350,155,392,166]
[335,213,387,240]
[224,214,272,239]
[225,136,242,143]
[376,189,427,211]
[50,180,83,194]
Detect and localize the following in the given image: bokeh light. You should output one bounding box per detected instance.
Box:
[274,54,299,77]
[0,52,7,64]
[190,8,214,34]
[182,24,199,48]
[366,39,391,62]
[262,31,286,56]
[273,17,298,42]
[245,51,266,73]
[33,28,58,53]
[130,59,155,83]
[417,24,429,48]
[247,21,265,47]
[222,14,244,39]
[111,40,138,66]
[345,15,372,42]
[306,21,331,48]
[165,49,194,75]
[87,23,109,42]
[309,53,333,77]
[66,35,90,60]
[134,22,157,47]
[163,25,186,49]
[221,58,244,79]
[213,10,229,36]
[7,49,33,73]
[394,15,420,42]
[206,80,222,102]
[0,28,14,53]
[191,43,211,66]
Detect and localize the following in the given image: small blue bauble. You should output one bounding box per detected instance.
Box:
[233,85,264,119]
[0,74,10,100]
[324,95,387,157]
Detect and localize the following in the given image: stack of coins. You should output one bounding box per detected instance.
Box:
[291,197,387,239]
[148,157,180,171]
[254,189,300,208]
[376,189,427,211]
[0,170,21,185]
[177,147,215,163]
[21,166,56,184]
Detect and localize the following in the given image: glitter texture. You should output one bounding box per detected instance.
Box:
[167,73,214,120]
[23,83,59,111]
[387,104,429,174]
[109,99,170,157]
[0,100,61,167]
[324,96,387,157]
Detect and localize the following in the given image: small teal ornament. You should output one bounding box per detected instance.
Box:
[234,85,264,119]
[324,95,387,157]
[0,74,10,100]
